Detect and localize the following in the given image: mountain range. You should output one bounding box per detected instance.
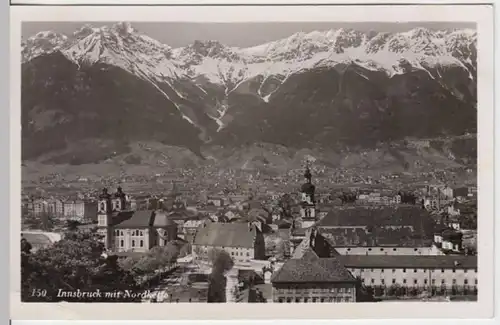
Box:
[21,22,477,170]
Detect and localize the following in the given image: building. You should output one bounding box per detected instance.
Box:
[96,187,178,252]
[340,255,477,295]
[192,222,266,263]
[63,200,98,222]
[271,248,357,303]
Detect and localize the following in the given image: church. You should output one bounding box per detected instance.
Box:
[96,187,178,253]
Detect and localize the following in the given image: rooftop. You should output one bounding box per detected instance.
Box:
[271,248,356,284]
[193,222,258,248]
[115,210,155,228]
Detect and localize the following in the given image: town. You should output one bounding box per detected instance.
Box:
[20,163,478,303]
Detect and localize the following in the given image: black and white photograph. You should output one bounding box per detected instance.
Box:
[10,3,495,320]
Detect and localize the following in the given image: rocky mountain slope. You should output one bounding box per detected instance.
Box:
[21,22,477,167]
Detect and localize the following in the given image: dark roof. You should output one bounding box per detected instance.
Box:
[115,210,155,228]
[319,206,430,228]
[338,255,477,269]
[193,222,257,248]
[271,248,356,284]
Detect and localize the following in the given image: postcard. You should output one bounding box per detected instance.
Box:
[10,3,494,320]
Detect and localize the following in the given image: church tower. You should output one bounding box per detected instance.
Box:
[300,163,317,228]
[97,188,113,249]
[112,186,127,212]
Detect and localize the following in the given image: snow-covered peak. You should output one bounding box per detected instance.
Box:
[22,23,477,90]
[21,31,69,63]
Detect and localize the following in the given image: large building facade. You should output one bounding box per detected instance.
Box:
[192,222,266,263]
[97,187,178,252]
[271,248,357,303]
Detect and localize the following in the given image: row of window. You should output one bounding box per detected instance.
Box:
[356,268,477,273]
[117,239,145,248]
[364,278,478,285]
[230,251,250,257]
[114,230,144,236]
[277,297,353,303]
[347,248,420,252]
[277,287,352,294]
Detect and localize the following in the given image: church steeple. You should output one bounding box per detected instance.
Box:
[299,161,317,225]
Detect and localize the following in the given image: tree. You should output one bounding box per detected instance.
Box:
[207,249,234,303]
[66,220,80,232]
[208,248,234,274]
[21,228,140,302]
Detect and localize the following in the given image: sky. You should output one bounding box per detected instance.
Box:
[22,21,476,48]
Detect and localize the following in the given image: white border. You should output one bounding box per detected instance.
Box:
[9,4,495,320]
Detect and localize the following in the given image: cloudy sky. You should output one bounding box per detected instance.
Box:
[22,21,475,48]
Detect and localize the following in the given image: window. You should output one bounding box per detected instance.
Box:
[474,268,478,273]
[414,279,417,285]
[464,269,468,273]
[392,269,396,273]
[464,279,468,285]
[414,269,417,273]
[278,298,284,303]
[312,298,317,302]
[441,279,445,284]
[424,279,428,285]
[392,279,396,284]
[441,269,445,273]
[120,240,124,247]
[403,268,406,273]
[295,298,301,303]
[120,231,124,236]
[371,279,375,284]
[393,248,397,251]
[231,252,234,256]
[432,279,436,285]
[368,248,372,251]
[452,279,457,285]
[304,298,309,303]
[360,268,364,272]
[403,279,407,284]
[380,248,384,251]
[140,240,144,247]
[246,252,250,256]
[381,279,385,285]
[286,298,292,303]
[132,240,135,247]
[320,298,325,302]
[453,269,456,273]
[475,279,478,285]
[140,231,144,236]
[370,269,374,272]
[381,269,384,273]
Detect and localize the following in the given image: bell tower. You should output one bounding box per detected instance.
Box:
[113,186,127,211]
[300,162,317,227]
[97,188,113,249]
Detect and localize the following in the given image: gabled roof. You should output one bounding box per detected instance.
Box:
[271,248,356,284]
[193,222,257,248]
[319,206,430,227]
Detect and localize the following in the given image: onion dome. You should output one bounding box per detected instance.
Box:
[114,186,126,199]
[99,188,111,200]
